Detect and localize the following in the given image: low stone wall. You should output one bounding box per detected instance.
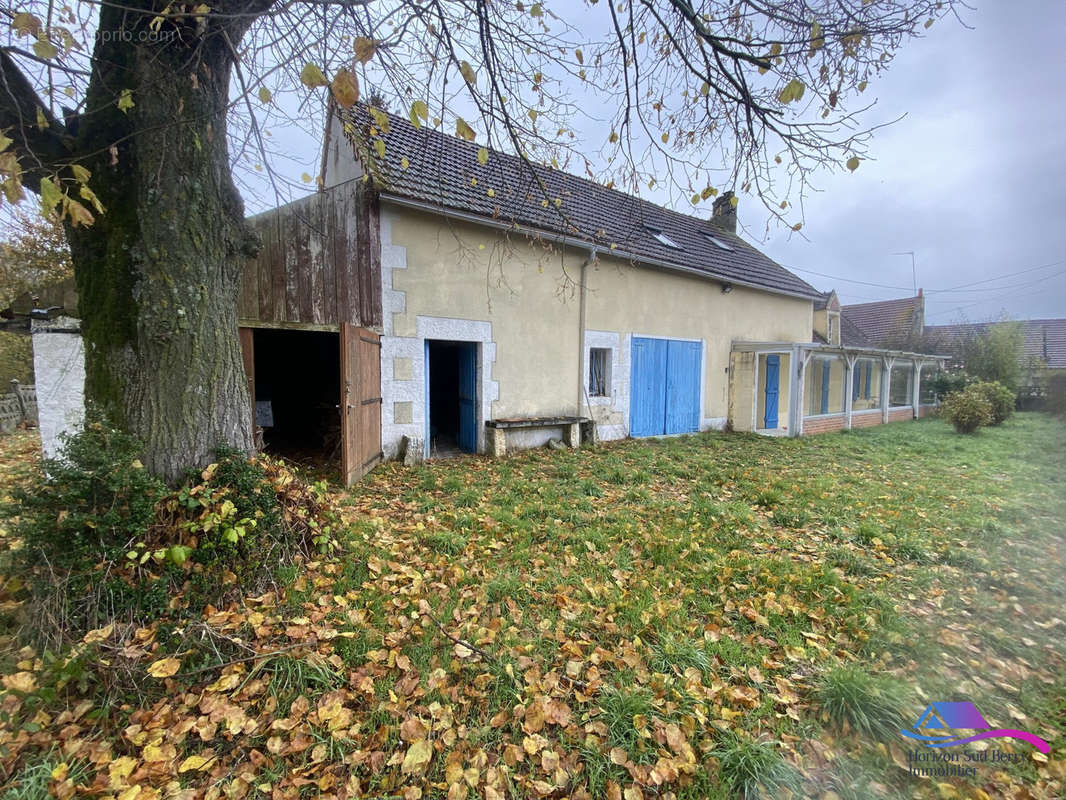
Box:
[0,381,37,433]
[802,414,846,435]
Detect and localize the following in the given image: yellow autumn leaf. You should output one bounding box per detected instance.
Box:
[178,753,216,772]
[353,37,377,64]
[369,106,390,133]
[409,100,428,129]
[810,21,825,53]
[2,672,37,693]
[299,62,328,89]
[82,622,113,644]
[460,60,476,84]
[11,12,41,37]
[455,118,476,141]
[146,656,181,678]
[401,739,433,775]
[846,156,860,171]
[109,755,137,788]
[477,147,489,165]
[330,68,360,109]
[32,37,58,61]
[117,88,135,114]
[777,78,805,104]
[257,86,271,104]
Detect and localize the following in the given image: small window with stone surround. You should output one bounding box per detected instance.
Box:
[589,348,611,397]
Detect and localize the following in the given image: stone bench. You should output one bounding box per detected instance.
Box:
[485,416,591,457]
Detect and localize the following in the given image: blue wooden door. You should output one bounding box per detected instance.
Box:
[665,340,701,434]
[630,337,668,436]
[457,343,477,453]
[763,355,779,429]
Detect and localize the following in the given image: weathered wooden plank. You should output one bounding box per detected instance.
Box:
[268,213,286,322]
[364,188,382,327]
[253,216,271,322]
[297,198,316,324]
[242,181,381,328]
[284,198,304,322]
[320,189,340,324]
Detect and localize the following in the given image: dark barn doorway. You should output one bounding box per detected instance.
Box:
[426,340,478,457]
[252,328,341,468]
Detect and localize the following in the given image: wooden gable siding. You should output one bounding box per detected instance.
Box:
[239,181,381,328]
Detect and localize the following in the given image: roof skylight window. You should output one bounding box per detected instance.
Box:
[644,225,683,250]
[704,232,734,251]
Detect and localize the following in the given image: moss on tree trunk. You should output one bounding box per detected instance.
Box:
[65,5,259,482]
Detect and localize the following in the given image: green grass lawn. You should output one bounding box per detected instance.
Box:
[0,414,1063,799]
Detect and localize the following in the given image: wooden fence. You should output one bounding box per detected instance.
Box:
[0,381,37,433]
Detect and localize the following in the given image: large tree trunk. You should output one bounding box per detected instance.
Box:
[65,5,260,482]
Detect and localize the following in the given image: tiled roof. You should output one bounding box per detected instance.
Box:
[839,312,872,347]
[926,319,1066,369]
[813,290,840,312]
[841,295,923,346]
[340,106,820,300]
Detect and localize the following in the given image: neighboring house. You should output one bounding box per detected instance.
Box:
[25,104,945,482]
[926,318,1066,385]
[841,291,926,350]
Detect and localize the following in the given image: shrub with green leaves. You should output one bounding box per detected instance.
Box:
[6,420,345,647]
[927,370,974,401]
[970,380,1015,425]
[11,421,165,572]
[940,386,993,433]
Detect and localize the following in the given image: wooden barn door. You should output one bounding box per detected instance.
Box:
[341,324,382,486]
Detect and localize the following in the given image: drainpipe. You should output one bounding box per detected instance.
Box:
[577,248,597,418]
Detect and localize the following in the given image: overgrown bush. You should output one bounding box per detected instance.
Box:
[970,380,1015,425]
[5,421,344,648]
[940,386,993,434]
[1047,373,1066,418]
[927,370,974,401]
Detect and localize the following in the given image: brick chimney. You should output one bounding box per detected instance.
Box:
[710,191,737,233]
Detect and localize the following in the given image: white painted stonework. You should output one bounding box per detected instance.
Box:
[31,316,85,460]
[378,210,500,458]
[582,329,630,441]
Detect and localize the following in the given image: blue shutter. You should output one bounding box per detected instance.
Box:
[852,362,860,401]
[864,361,872,399]
[763,355,780,429]
[665,340,701,434]
[457,343,478,453]
[820,359,830,414]
[630,337,668,437]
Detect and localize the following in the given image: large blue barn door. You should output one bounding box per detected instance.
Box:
[457,343,478,453]
[631,337,701,437]
[665,340,701,434]
[630,337,668,437]
[763,355,779,429]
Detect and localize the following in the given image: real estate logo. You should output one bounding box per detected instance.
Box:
[900,701,1050,753]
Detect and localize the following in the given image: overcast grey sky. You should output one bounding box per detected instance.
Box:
[752,1,1066,323]
[247,1,1065,325]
